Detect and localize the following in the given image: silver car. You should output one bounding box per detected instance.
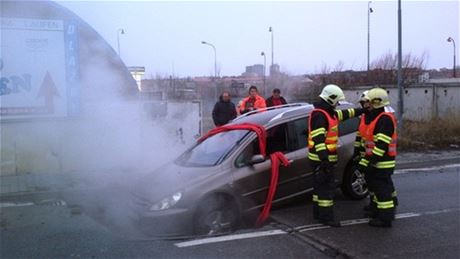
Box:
[75,103,367,238]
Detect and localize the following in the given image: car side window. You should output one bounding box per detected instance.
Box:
[266,123,289,154]
[288,117,308,150]
[338,117,359,136]
[235,138,261,168]
[235,123,289,168]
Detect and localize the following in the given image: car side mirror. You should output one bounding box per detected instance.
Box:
[249,154,266,165]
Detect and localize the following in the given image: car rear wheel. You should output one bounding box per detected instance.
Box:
[194,194,240,236]
[341,162,368,200]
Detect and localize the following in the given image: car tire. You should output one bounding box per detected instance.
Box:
[194,194,240,236]
[341,162,368,200]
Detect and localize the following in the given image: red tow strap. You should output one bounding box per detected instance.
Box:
[256,151,290,226]
[199,123,290,226]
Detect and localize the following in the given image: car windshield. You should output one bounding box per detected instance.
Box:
[176,130,249,167]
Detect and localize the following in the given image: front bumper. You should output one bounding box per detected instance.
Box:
[135,207,194,238]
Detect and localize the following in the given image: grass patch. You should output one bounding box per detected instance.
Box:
[399,118,460,151]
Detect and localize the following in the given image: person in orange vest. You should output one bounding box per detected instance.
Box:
[308,84,364,227]
[352,91,375,212]
[239,85,266,115]
[358,88,398,228]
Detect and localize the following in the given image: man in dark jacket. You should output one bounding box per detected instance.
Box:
[265,88,287,107]
[212,91,237,126]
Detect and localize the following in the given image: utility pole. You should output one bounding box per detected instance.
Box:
[261,51,267,96]
[367,1,373,73]
[397,0,404,133]
[269,27,274,71]
[447,37,456,77]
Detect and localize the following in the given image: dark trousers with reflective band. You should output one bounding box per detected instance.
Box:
[365,167,398,210]
[311,163,336,221]
[368,166,396,222]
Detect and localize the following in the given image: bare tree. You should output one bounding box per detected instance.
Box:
[370,51,427,85]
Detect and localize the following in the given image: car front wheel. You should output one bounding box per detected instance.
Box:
[194,194,240,236]
[341,162,368,200]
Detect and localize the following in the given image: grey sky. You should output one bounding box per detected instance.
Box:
[56,0,459,78]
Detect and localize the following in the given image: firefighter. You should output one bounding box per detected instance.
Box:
[308,84,364,227]
[358,88,398,228]
[352,91,377,215]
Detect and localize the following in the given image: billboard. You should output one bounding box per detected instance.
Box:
[0,18,80,120]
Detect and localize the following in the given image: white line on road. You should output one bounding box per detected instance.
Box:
[0,202,34,208]
[175,229,287,248]
[174,207,460,248]
[395,163,460,174]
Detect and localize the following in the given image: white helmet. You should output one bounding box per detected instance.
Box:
[319,84,345,106]
[359,90,369,102]
[367,88,390,109]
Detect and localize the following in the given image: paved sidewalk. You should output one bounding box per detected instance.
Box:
[1,150,459,202]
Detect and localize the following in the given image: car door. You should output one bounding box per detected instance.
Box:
[286,116,315,193]
[231,122,301,211]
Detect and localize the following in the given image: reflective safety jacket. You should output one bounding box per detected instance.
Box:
[359,111,397,169]
[308,100,362,163]
[354,115,369,157]
[308,109,339,162]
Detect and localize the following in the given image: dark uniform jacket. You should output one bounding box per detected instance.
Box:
[212,97,237,126]
[265,96,287,107]
[309,99,363,163]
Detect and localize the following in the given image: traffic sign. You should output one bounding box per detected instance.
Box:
[0,18,80,120]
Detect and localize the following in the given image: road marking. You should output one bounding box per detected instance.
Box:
[0,199,67,208]
[395,163,460,174]
[0,202,34,208]
[175,229,286,248]
[175,207,460,248]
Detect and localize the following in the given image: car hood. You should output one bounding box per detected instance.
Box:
[132,162,221,203]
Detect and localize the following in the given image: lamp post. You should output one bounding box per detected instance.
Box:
[201,41,217,78]
[447,37,456,77]
[269,26,274,73]
[117,28,125,57]
[367,1,373,73]
[397,0,403,134]
[261,51,267,96]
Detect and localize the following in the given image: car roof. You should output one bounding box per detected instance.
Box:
[230,102,356,128]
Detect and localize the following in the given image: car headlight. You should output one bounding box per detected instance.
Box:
[149,192,182,211]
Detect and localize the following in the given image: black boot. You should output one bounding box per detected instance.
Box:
[369,218,392,228]
[364,209,378,219]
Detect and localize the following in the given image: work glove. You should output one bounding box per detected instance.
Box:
[319,160,333,174]
[354,108,366,117]
[315,160,332,183]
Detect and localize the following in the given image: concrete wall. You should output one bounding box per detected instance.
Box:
[344,83,460,121]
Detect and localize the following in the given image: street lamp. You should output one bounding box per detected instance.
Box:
[269,27,274,70]
[397,0,404,134]
[261,51,267,95]
[201,41,217,78]
[117,28,125,57]
[367,1,373,73]
[447,37,456,77]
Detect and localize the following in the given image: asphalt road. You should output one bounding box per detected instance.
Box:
[1,165,459,259]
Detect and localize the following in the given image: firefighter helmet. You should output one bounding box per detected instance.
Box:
[367,88,390,108]
[359,90,369,102]
[319,84,345,106]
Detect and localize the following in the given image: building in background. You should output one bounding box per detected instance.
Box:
[128,66,145,91]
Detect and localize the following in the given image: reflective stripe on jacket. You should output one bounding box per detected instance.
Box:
[308,109,339,162]
[361,112,398,169]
